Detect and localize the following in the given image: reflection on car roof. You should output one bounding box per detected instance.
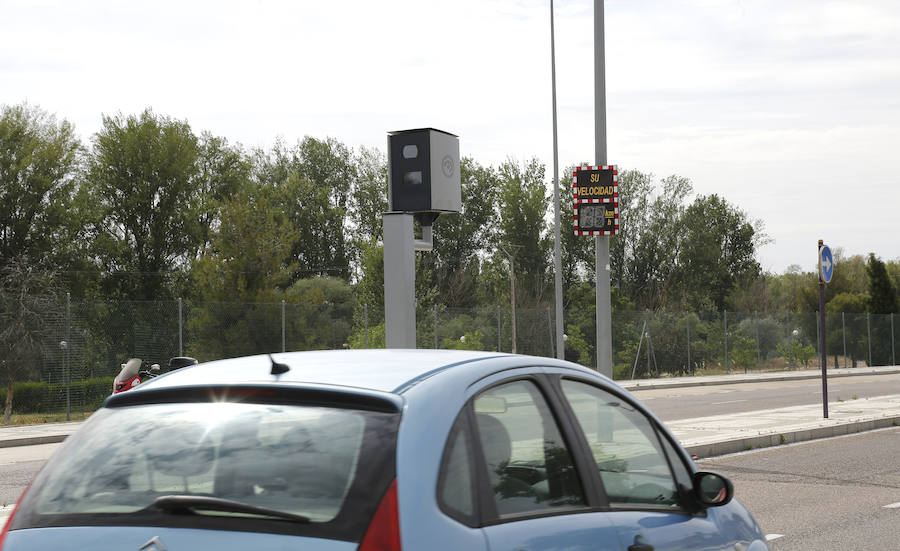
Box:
[135,349,540,395]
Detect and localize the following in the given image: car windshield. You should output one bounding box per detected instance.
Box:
[30,401,377,523]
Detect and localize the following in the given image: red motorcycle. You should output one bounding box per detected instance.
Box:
[112,356,197,394]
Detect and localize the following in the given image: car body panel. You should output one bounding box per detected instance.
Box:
[482,512,621,551]
[4,526,354,551]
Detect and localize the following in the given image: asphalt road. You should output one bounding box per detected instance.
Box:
[700,427,900,551]
[631,373,900,420]
[0,443,59,507]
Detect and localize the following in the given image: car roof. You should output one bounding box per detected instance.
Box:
[134,349,559,395]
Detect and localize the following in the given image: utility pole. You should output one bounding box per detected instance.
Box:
[594,0,613,377]
[550,0,564,359]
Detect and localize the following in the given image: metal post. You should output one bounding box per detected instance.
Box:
[686,313,692,375]
[384,213,417,348]
[547,308,555,358]
[497,307,502,352]
[724,310,729,372]
[364,303,369,348]
[842,312,847,368]
[509,254,517,354]
[281,300,286,353]
[550,0,564,360]
[818,241,829,418]
[594,0,612,378]
[867,312,872,367]
[754,311,761,370]
[433,304,438,349]
[65,292,71,422]
[892,313,895,366]
[178,297,183,356]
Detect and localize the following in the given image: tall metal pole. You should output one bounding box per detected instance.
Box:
[550,0,565,360]
[818,240,829,418]
[594,0,612,377]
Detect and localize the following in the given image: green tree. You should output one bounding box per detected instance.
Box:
[0,103,83,273]
[191,133,252,259]
[866,253,898,365]
[254,137,354,282]
[826,292,869,366]
[429,158,499,307]
[188,183,299,360]
[495,158,550,302]
[0,261,64,423]
[676,194,763,311]
[84,109,202,300]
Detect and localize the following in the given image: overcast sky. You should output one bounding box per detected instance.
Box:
[3,0,898,274]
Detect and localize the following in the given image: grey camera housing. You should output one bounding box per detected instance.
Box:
[387,128,461,214]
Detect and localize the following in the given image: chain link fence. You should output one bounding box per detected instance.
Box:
[2,297,898,417]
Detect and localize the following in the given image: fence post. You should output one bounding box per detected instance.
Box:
[754,311,760,370]
[547,308,554,358]
[433,304,438,349]
[281,300,286,353]
[65,292,71,422]
[867,312,872,367]
[497,307,502,352]
[686,313,691,375]
[178,297,183,357]
[815,310,820,365]
[892,313,896,366]
[364,304,369,348]
[842,312,847,368]
[724,310,729,372]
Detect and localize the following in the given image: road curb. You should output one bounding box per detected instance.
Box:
[0,435,69,449]
[685,414,900,459]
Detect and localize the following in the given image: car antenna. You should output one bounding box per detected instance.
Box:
[268,354,290,375]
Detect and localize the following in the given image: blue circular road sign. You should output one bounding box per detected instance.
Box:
[819,245,834,284]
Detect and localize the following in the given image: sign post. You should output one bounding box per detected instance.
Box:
[573,165,618,376]
[818,240,834,418]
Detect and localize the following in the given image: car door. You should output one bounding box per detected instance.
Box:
[553,376,736,551]
[462,374,622,551]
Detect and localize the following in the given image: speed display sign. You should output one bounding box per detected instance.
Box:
[573,165,618,235]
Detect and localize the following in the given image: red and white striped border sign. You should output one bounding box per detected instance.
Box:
[572,165,619,235]
[572,165,618,202]
[573,203,619,236]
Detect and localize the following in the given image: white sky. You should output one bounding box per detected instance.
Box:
[3,0,899,274]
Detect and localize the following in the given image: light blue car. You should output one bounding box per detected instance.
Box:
[1,350,769,551]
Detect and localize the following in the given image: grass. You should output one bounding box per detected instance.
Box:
[1,411,95,426]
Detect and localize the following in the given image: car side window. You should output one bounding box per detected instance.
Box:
[472,379,585,517]
[560,379,682,509]
[437,413,476,524]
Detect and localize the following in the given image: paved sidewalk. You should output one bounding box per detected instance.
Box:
[672,394,900,458]
[618,365,900,392]
[0,422,82,449]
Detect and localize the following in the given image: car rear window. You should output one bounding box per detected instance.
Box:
[14,398,399,541]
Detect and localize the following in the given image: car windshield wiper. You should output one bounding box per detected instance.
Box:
[150,495,310,523]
